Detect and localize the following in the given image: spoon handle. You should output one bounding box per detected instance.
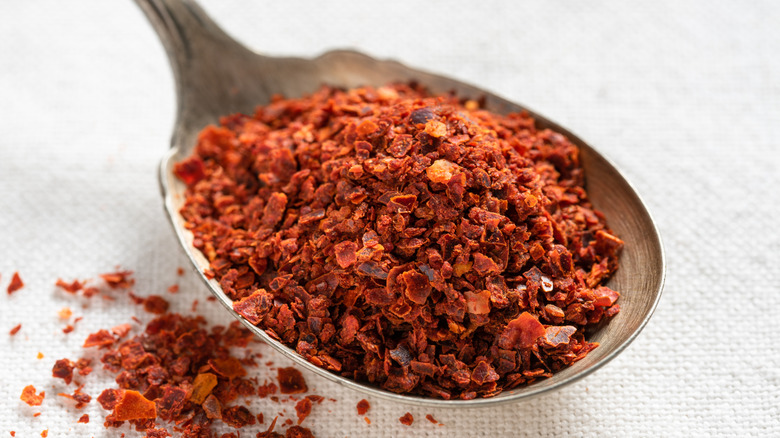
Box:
[134,0,279,146]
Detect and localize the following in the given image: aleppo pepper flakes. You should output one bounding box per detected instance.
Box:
[7,272,24,294]
[399,412,414,426]
[294,398,312,424]
[20,385,45,406]
[278,368,308,394]
[356,399,370,415]
[174,83,623,399]
[9,324,22,336]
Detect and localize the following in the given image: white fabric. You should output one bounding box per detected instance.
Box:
[1,1,778,436]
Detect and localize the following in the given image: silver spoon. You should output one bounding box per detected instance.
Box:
[136,0,665,407]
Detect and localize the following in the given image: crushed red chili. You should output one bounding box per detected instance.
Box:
[294,398,312,424]
[9,324,21,336]
[20,385,45,406]
[78,413,90,423]
[399,412,414,426]
[277,368,308,394]
[356,399,370,415]
[7,272,24,294]
[174,83,623,399]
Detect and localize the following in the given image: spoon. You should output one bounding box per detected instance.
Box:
[135,0,665,407]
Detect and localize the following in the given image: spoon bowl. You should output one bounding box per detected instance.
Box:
[137,0,665,407]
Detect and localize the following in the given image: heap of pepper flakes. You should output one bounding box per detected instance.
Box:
[174,83,624,400]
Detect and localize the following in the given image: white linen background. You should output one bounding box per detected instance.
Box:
[1,1,778,436]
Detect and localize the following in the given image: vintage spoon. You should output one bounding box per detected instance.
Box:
[135,0,665,407]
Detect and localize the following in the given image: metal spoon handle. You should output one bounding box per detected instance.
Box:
[135,0,276,144]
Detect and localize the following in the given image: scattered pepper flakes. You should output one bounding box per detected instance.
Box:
[58,307,73,320]
[399,412,414,426]
[82,329,115,349]
[425,414,439,424]
[177,267,185,276]
[175,83,623,399]
[221,405,256,428]
[10,431,16,437]
[52,358,75,384]
[37,352,44,359]
[99,270,134,289]
[20,385,45,406]
[7,272,24,294]
[209,357,247,379]
[62,325,75,334]
[278,368,307,394]
[56,278,84,294]
[364,417,371,425]
[111,390,156,421]
[58,387,91,409]
[189,373,218,404]
[111,323,132,338]
[40,430,47,437]
[294,398,312,424]
[167,284,179,294]
[356,399,370,415]
[9,324,21,336]
[142,295,169,314]
[78,413,90,423]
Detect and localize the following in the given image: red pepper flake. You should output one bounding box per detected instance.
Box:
[425,414,438,424]
[208,357,247,379]
[99,270,134,289]
[364,417,371,425]
[202,394,222,420]
[40,430,47,438]
[58,307,73,320]
[173,156,207,185]
[62,325,75,334]
[294,398,312,424]
[286,426,315,438]
[7,272,24,294]
[56,279,84,293]
[111,323,132,338]
[97,388,121,411]
[83,329,115,349]
[77,413,90,423]
[221,405,256,428]
[189,373,218,404]
[399,412,414,426]
[142,295,169,314]
[58,386,91,409]
[9,324,21,336]
[52,358,75,384]
[10,431,16,437]
[111,390,156,421]
[20,385,45,406]
[37,352,44,359]
[498,312,546,350]
[356,399,370,415]
[33,413,41,417]
[257,381,278,398]
[167,284,179,294]
[277,367,307,394]
[177,267,185,276]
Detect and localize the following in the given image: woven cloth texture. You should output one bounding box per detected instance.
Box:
[1,1,778,436]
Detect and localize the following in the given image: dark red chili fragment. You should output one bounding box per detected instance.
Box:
[399,412,414,426]
[7,272,24,294]
[356,399,370,415]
